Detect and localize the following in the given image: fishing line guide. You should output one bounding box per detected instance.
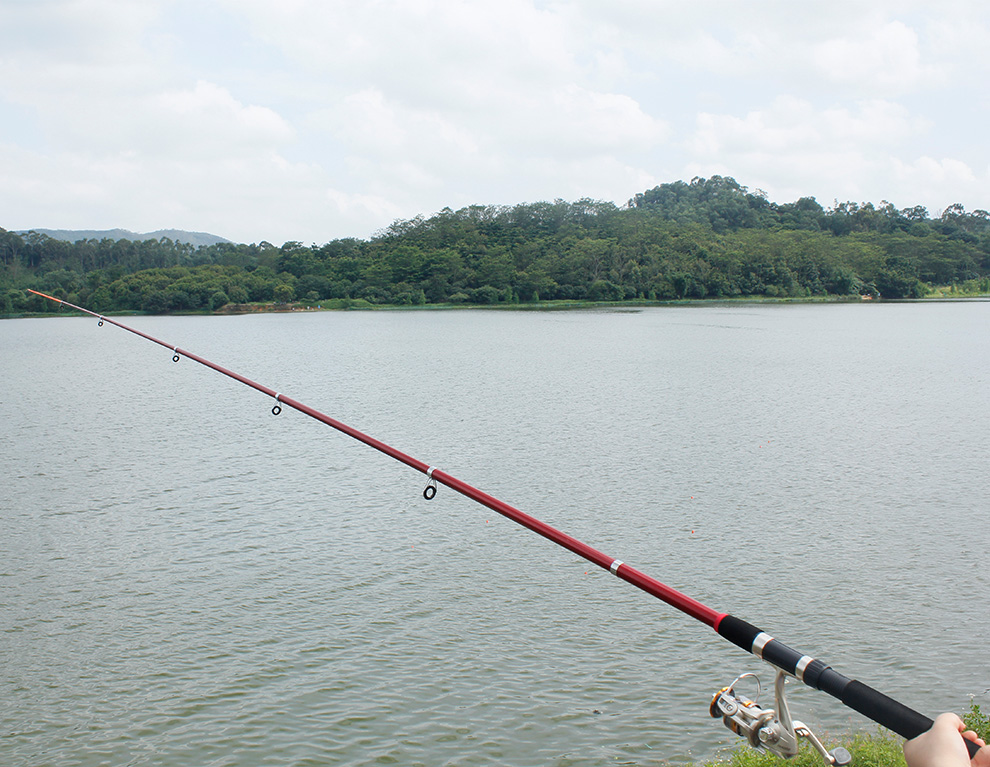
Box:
[26,289,975,762]
[423,467,439,500]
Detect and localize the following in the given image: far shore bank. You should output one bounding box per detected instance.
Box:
[6,291,989,320]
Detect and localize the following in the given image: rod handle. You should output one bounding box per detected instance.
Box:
[841,681,981,758]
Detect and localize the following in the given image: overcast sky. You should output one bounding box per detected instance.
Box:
[2,0,988,245]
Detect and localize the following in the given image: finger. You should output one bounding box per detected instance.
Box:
[973,744,990,767]
[932,712,967,733]
[963,730,988,747]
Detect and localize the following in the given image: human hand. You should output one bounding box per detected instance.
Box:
[904,713,990,767]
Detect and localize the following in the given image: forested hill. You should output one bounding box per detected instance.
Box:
[17,228,231,248]
[3,176,989,315]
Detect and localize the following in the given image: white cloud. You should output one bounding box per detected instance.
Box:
[527,85,669,154]
[325,89,478,160]
[690,97,926,158]
[0,0,161,56]
[0,0,166,105]
[684,96,974,209]
[147,81,295,159]
[216,0,578,98]
[0,138,324,242]
[890,156,986,212]
[812,20,934,93]
[0,0,988,242]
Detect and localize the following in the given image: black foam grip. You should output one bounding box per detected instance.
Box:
[762,639,804,674]
[841,680,933,740]
[814,665,852,697]
[717,615,807,677]
[716,615,762,652]
[842,683,982,758]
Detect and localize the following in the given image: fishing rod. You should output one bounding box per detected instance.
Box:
[28,289,974,764]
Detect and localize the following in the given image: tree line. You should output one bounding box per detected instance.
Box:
[4,175,989,315]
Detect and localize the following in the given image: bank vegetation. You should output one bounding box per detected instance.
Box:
[4,177,989,315]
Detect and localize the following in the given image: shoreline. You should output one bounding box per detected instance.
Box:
[6,292,989,320]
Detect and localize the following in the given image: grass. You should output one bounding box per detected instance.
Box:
[926,279,990,298]
[705,730,906,767]
[964,702,990,742]
[702,703,990,767]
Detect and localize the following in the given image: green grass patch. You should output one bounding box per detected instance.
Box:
[704,730,904,767]
[702,703,990,767]
[964,702,990,742]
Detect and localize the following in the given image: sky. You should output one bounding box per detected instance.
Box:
[1,0,988,246]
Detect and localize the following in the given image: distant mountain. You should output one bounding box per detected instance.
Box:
[17,228,232,247]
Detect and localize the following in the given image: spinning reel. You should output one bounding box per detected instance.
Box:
[711,670,852,765]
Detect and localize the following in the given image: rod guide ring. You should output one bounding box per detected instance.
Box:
[423,466,439,499]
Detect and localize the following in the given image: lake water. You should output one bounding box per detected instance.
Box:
[2,302,989,767]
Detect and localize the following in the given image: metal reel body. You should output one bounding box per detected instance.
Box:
[711,670,852,766]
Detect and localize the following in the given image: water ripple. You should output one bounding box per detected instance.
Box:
[2,306,988,765]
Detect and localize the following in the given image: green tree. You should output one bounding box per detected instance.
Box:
[209,290,230,311]
[273,283,295,303]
